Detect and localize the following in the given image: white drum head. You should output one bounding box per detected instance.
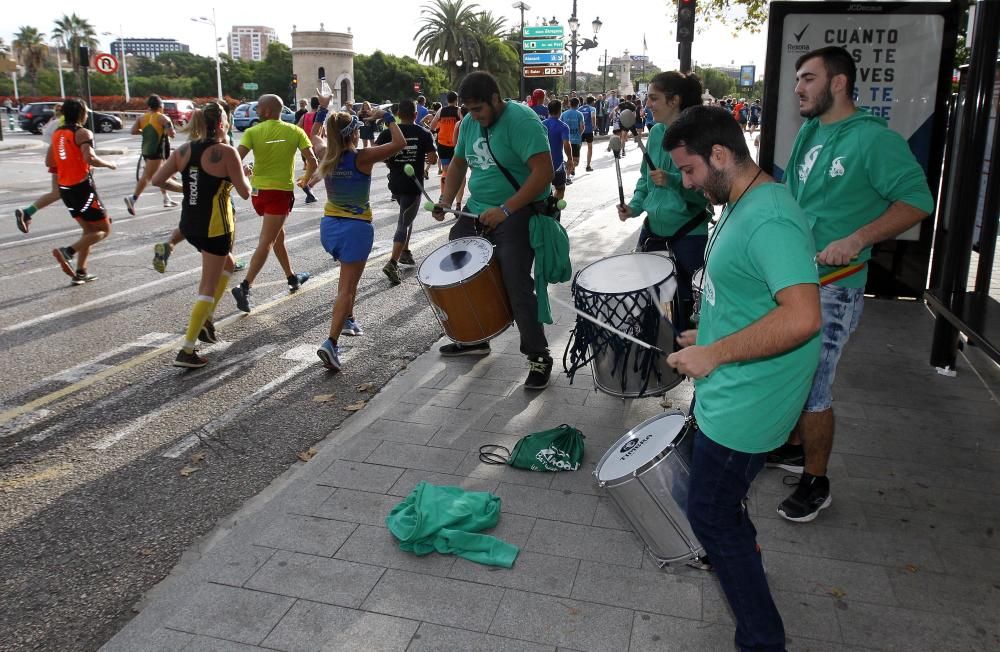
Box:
[577,253,675,294]
[418,237,493,287]
[596,412,688,481]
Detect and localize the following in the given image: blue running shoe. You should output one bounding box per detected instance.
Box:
[341,318,364,336]
[317,340,341,372]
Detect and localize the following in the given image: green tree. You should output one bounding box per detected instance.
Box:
[51,13,98,94]
[157,51,216,96]
[13,26,48,95]
[695,66,736,99]
[256,42,293,104]
[219,54,255,98]
[355,51,448,103]
[414,0,480,86]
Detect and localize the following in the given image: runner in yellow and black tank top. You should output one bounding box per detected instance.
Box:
[125,94,178,215]
[180,140,236,256]
[139,110,170,159]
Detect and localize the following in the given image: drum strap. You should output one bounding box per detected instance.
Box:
[641,209,712,251]
[483,128,562,221]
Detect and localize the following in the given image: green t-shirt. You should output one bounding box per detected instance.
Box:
[454,101,551,214]
[694,183,821,454]
[627,122,709,237]
[784,111,933,287]
[239,119,311,191]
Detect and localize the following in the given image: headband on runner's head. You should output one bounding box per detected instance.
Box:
[340,115,362,137]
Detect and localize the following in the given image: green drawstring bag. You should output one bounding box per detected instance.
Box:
[479,424,585,472]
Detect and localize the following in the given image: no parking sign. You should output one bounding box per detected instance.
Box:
[94,53,119,75]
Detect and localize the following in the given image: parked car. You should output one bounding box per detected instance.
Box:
[162,100,195,126]
[232,102,296,131]
[18,102,123,134]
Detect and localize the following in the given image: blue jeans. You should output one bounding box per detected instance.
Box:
[688,429,785,652]
[803,284,864,411]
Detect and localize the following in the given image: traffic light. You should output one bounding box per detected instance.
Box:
[291,73,298,88]
[677,0,696,42]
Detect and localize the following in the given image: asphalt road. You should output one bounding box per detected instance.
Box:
[0,128,646,651]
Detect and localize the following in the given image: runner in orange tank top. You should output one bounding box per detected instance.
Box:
[46,98,118,285]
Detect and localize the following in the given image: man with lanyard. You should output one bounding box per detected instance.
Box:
[768,46,933,522]
[231,94,318,313]
[378,99,437,284]
[664,104,821,652]
[125,94,177,214]
[431,71,555,390]
[542,99,574,201]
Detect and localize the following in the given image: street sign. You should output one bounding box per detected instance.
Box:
[523,66,565,78]
[94,53,118,75]
[523,52,565,65]
[523,39,564,51]
[523,26,564,37]
[242,82,259,91]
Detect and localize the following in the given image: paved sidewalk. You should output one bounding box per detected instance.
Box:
[104,217,1000,651]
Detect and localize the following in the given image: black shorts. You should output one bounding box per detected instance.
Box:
[437,143,455,161]
[183,229,233,256]
[553,166,567,188]
[582,132,594,143]
[570,143,581,158]
[59,178,108,222]
[142,140,170,161]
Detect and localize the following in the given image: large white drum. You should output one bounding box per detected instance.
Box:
[595,411,704,565]
[564,252,683,397]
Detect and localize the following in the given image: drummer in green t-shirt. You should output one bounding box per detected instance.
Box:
[663,105,822,652]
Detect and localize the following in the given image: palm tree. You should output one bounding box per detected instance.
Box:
[13,27,48,95]
[52,14,98,71]
[414,0,480,85]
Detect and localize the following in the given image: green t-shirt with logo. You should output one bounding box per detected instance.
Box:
[693,183,821,454]
[454,101,551,214]
[239,119,311,191]
[784,110,933,288]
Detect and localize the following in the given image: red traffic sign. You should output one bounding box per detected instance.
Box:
[94,53,119,75]
[523,66,565,78]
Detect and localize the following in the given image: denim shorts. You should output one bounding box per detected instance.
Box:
[320,216,374,263]
[804,284,864,412]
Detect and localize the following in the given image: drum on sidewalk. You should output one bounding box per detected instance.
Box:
[418,237,513,345]
[595,411,704,566]
[563,252,683,398]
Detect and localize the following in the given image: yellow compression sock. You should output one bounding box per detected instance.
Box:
[209,271,232,318]
[182,296,215,352]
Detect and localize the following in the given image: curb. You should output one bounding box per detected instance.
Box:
[0,141,44,152]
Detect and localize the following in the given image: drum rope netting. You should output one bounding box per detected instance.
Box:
[562,283,668,397]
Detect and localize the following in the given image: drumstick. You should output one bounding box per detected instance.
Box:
[619,109,656,170]
[422,200,479,220]
[610,136,625,208]
[550,295,666,355]
[404,163,437,206]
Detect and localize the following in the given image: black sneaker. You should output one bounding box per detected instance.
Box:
[304,188,317,204]
[173,349,208,368]
[524,354,553,390]
[398,250,416,266]
[766,442,804,473]
[439,341,491,357]
[777,473,831,523]
[15,209,31,233]
[70,271,97,285]
[288,272,310,292]
[231,280,252,313]
[198,318,217,344]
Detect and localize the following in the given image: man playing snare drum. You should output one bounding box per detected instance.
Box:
[664,105,821,652]
[431,71,555,390]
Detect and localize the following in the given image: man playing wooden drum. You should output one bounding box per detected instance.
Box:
[664,105,822,652]
[431,71,555,390]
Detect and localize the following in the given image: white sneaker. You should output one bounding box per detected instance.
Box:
[163,196,179,208]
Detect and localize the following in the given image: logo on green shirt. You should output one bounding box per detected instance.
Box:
[467,137,497,171]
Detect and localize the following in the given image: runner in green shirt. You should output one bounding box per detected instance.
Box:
[664,104,821,652]
[770,46,933,523]
[231,94,318,313]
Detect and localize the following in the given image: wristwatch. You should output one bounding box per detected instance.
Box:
[500,204,512,218]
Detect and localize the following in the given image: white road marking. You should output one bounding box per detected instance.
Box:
[0,409,52,439]
[0,206,178,250]
[90,343,271,451]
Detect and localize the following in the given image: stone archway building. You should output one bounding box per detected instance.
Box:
[291,25,355,109]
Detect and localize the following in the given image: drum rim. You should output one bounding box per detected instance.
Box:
[417,236,496,288]
[573,252,676,297]
[594,410,690,483]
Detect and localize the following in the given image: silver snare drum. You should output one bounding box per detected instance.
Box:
[595,411,704,566]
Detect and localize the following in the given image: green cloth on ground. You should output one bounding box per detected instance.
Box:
[529,214,571,324]
[385,481,519,568]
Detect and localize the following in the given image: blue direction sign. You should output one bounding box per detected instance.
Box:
[523,39,564,51]
[523,52,565,65]
[523,25,564,37]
